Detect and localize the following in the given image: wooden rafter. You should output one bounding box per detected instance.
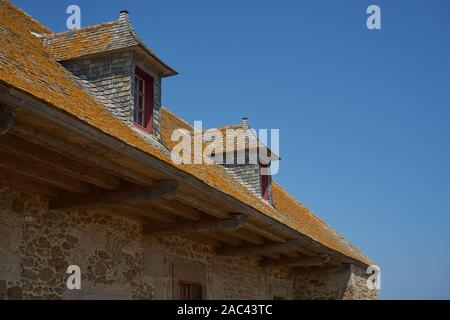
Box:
[0,134,121,190]
[49,180,178,211]
[216,239,305,257]
[143,214,246,236]
[243,223,286,243]
[175,192,229,219]
[225,229,265,245]
[261,254,330,268]
[10,124,154,187]
[0,104,15,135]
[0,167,60,198]
[152,199,203,221]
[290,264,350,277]
[209,232,244,246]
[0,151,91,194]
[111,206,177,224]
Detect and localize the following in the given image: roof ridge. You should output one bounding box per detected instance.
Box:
[43,19,120,38]
[42,14,177,76]
[2,0,52,34]
[216,124,243,130]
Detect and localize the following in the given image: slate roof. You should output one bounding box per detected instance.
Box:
[43,11,177,77]
[193,122,280,161]
[0,0,372,266]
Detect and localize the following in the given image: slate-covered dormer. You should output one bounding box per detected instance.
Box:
[43,10,177,141]
[202,118,279,204]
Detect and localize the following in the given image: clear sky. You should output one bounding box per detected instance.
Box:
[12,0,450,299]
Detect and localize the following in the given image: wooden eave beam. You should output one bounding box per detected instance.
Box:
[216,239,305,257]
[143,214,246,236]
[175,192,230,219]
[0,151,91,194]
[49,180,177,211]
[152,199,203,221]
[226,229,265,245]
[111,206,177,224]
[0,167,60,198]
[10,124,153,187]
[0,134,121,190]
[0,103,15,135]
[290,264,351,277]
[209,232,244,246]
[261,254,330,268]
[243,223,286,243]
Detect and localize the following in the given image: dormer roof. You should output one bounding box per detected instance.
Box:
[43,11,177,77]
[197,119,280,162]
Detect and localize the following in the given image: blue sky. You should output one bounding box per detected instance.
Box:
[12,0,450,299]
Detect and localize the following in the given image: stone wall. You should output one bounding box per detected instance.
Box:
[0,187,378,300]
[0,187,148,300]
[293,265,379,300]
[143,236,293,300]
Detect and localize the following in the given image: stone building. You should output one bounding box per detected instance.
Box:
[0,0,378,300]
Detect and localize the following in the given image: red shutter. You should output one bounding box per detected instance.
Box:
[261,164,270,200]
[179,282,191,300]
[134,67,154,133]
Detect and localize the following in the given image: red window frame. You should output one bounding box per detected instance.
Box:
[178,281,203,300]
[133,66,154,133]
[260,163,270,201]
[179,282,191,300]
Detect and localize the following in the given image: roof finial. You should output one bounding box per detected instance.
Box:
[242,117,249,130]
[119,10,131,26]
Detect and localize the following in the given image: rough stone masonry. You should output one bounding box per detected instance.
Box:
[0,187,378,300]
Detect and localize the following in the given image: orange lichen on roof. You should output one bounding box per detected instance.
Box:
[160,108,372,265]
[43,20,133,61]
[0,0,371,266]
[42,14,177,77]
[270,183,371,263]
[0,0,51,35]
[159,107,283,206]
[190,123,280,161]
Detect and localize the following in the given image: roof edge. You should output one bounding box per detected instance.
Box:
[43,14,177,77]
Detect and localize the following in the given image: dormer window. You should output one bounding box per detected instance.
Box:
[133,66,154,133]
[260,163,271,201]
